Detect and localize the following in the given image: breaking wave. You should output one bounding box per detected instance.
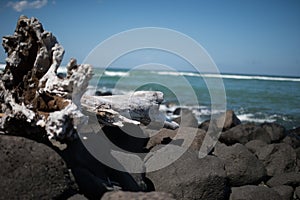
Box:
[104,71,129,77]
[153,71,300,82]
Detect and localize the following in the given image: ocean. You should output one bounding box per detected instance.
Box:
[87,68,300,129]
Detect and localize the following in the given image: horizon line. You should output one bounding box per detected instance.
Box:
[0,63,299,79]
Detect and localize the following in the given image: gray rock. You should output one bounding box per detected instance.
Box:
[295,186,300,199]
[261,123,286,142]
[173,127,206,152]
[198,110,241,132]
[172,108,198,128]
[271,185,293,200]
[296,147,300,169]
[198,120,210,131]
[282,127,300,149]
[219,123,271,145]
[296,147,300,159]
[102,124,149,153]
[146,127,206,152]
[255,143,297,176]
[245,139,268,153]
[101,191,176,200]
[214,143,266,186]
[173,107,181,115]
[230,185,281,200]
[221,110,242,131]
[187,128,207,152]
[63,136,144,199]
[146,128,176,150]
[68,194,88,200]
[146,146,228,200]
[267,172,300,187]
[71,167,111,200]
[0,135,78,199]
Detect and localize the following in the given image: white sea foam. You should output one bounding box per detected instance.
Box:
[153,71,300,82]
[162,104,280,124]
[0,64,5,70]
[237,113,276,123]
[192,108,211,116]
[104,71,129,77]
[155,71,201,77]
[203,74,300,82]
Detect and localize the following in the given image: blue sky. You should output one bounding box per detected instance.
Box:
[0,0,299,76]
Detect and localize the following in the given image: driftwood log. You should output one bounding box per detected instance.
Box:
[0,15,173,198]
[0,16,176,143]
[0,16,92,142]
[81,92,178,129]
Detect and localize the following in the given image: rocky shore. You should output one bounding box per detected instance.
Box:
[1,16,300,200]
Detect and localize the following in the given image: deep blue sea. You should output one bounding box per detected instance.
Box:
[88,68,300,129]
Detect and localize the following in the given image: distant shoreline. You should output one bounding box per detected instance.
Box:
[92,67,300,81]
[90,66,300,79]
[1,63,299,79]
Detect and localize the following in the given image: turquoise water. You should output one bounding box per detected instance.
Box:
[89,68,300,129]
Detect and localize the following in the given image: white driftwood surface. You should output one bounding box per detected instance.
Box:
[0,16,92,142]
[81,91,179,129]
[0,16,178,145]
[0,16,160,195]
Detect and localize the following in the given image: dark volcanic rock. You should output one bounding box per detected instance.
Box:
[62,135,145,199]
[221,110,242,131]
[282,127,300,149]
[173,107,181,115]
[295,186,300,199]
[219,123,271,145]
[198,110,241,132]
[146,146,228,200]
[266,172,300,187]
[296,147,300,169]
[172,108,198,128]
[214,143,266,186]
[68,194,88,200]
[146,127,206,152]
[271,185,294,200]
[71,167,110,200]
[102,124,149,153]
[187,128,207,151]
[245,139,268,153]
[101,191,176,200]
[230,185,281,200]
[198,119,210,131]
[0,135,78,199]
[255,143,297,176]
[296,147,300,159]
[261,123,286,142]
[146,128,176,150]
